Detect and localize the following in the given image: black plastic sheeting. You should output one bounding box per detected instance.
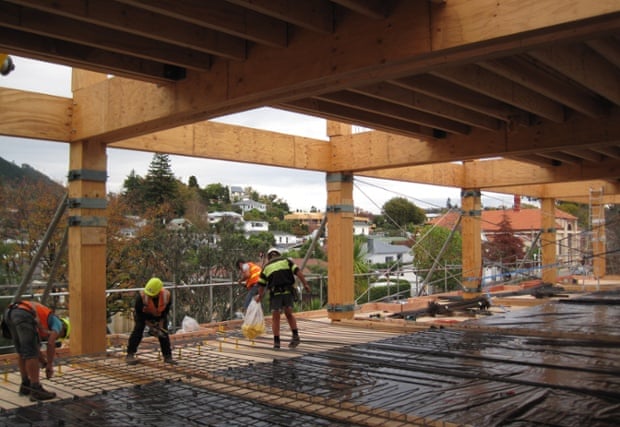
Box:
[0,380,361,427]
[222,292,620,426]
[1,291,618,426]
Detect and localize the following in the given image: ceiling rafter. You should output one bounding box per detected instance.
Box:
[6,0,251,57]
[224,0,334,34]
[528,43,620,106]
[478,56,609,118]
[110,0,288,48]
[391,75,527,124]
[350,82,501,131]
[313,90,472,134]
[431,64,566,123]
[0,3,214,70]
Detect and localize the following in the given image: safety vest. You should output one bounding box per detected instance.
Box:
[140,289,171,317]
[15,301,54,339]
[245,262,262,289]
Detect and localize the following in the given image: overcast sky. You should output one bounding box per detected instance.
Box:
[0,56,516,213]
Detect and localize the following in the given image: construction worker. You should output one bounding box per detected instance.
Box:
[256,248,311,349]
[236,258,262,311]
[126,277,177,365]
[3,300,69,401]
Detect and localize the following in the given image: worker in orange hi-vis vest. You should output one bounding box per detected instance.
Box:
[237,258,262,311]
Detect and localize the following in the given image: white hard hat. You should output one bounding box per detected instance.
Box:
[267,247,281,256]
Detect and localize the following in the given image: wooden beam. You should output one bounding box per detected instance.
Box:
[314,91,472,134]
[478,56,609,118]
[330,107,620,171]
[350,82,501,131]
[359,158,620,194]
[0,27,182,84]
[0,3,214,70]
[109,121,332,171]
[528,43,620,106]
[485,181,620,200]
[9,0,252,55]
[0,88,72,141]
[431,64,566,123]
[68,1,620,142]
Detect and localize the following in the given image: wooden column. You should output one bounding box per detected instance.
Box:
[540,198,558,284]
[461,189,482,299]
[591,199,606,278]
[67,140,108,355]
[325,172,355,320]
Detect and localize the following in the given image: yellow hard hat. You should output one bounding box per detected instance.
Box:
[144,277,163,297]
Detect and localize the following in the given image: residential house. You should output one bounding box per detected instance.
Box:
[364,237,414,265]
[207,211,244,225]
[272,231,301,248]
[243,220,269,234]
[284,211,372,236]
[430,206,581,268]
[233,198,266,213]
[229,186,244,201]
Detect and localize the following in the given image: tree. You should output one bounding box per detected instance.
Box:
[142,153,181,216]
[412,225,462,291]
[483,213,525,265]
[382,197,426,229]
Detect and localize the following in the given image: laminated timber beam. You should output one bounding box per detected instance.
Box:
[330,108,620,171]
[68,0,620,143]
[0,88,73,141]
[358,158,620,190]
[109,122,331,171]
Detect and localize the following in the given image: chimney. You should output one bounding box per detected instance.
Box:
[513,195,521,212]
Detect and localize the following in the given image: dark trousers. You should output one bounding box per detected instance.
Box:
[127,317,172,358]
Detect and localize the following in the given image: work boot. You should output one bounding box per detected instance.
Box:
[163,356,177,365]
[18,379,30,396]
[126,353,139,365]
[29,383,56,401]
[289,336,300,348]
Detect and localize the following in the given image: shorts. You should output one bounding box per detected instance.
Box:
[7,308,40,359]
[269,291,294,312]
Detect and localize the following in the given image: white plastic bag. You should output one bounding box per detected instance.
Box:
[181,315,200,333]
[242,300,265,340]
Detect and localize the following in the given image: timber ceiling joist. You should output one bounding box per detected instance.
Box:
[1,0,620,196]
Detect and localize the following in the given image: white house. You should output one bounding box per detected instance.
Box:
[364,238,414,265]
[353,219,371,236]
[272,231,301,247]
[243,220,269,234]
[233,198,267,213]
[229,186,244,201]
[207,211,244,224]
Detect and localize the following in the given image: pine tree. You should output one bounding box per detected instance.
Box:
[142,153,179,210]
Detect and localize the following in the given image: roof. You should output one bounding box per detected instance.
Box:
[430,208,577,232]
[367,238,410,255]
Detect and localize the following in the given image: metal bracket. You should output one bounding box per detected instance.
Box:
[460,189,481,198]
[68,198,108,209]
[326,204,354,213]
[68,216,108,227]
[461,209,481,217]
[326,172,353,183]
[67,169,107,182]
[326,303,356,313]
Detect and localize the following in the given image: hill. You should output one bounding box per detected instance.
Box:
[0,156,64,191]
